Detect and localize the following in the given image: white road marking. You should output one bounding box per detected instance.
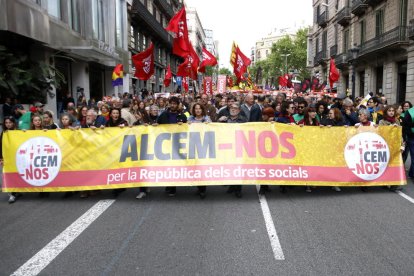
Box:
[11,200,115,276]
[396,191,414,204]
[256,186,285,260]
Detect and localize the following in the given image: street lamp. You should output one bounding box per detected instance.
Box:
[349,44,359,99]
[281,53,291,74]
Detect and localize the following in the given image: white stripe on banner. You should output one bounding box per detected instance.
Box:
[256,186,285,260]
[11,200,115,276]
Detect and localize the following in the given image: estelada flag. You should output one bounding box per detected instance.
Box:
[329,57,340,89]
[132,43,154,81]
[112,64,123,87]
[164,65,172,87]
[165,7,191,58]
[199,48,217,73]
[230,42,251,81]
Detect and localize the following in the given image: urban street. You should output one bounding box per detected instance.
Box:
[1,165,413,275]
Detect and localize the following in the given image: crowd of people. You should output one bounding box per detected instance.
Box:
[1,90,411,203]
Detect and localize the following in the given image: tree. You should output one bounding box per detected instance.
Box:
[0,45,67,103]
[218,67,232,76]
[251,27,310,87]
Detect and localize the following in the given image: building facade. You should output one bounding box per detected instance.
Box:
[309,0,414,103]
[0,0,129,115]
[129,0,184,94]
[253,28,296,65]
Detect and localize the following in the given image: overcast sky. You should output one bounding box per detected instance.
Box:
[185,0,313,69]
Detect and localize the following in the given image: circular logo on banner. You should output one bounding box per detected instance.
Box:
[16,137,62,186]
[344,132,390,181]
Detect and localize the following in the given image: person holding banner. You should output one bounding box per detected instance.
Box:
[188,103,211,199]
[341,98,359,126]
[0,116,21,203]
[200,94,217,122]
[157,96,187,197]
[275,101,296,125]
[217,95,247,123]
[104,108,128,197]
[223,102,247,198]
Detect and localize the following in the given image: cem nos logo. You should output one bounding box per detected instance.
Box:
[16,137,62,186]
[344,132,390,181]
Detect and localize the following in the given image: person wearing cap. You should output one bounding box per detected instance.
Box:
[220,101,246,197]
[13,104,32,130]
[34,102,45,116]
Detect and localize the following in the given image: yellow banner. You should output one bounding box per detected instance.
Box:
[2,123,406,192]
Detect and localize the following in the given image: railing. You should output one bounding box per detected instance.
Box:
[154,0,174,19]
[314,50,328,65]
[330,45,338,57]
[409,20,414,40]
[337,7,351,26]
[365,0,386,6]
[351,0,368,16]
[335,53,347,65]
[359,26,409,55]
[131,0,172,45]
[317,11,328,27]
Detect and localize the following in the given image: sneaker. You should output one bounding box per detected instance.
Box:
[226,186,234,194]
[8,195,16,204]
[136,192,147,199]
[168,191,176,197]
[306,187,312,193]
[332,186,341,192]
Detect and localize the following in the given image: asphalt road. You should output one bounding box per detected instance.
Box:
[1,168,414,275]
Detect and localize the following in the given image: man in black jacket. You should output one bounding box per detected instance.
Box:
[157,96,187,196]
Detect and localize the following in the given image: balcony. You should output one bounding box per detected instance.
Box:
[359,26,409,56]
[409,20,414,40]
[365,0,386,6]
[330,45,338,57]
[154,0,174,19]
[337,7,351,26]
[317,11,328,28]
[335,53,348,70]
[313,50,329,65]
[351,0,368,16]
[131,0,172,47]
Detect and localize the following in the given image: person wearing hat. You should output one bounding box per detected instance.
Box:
[34,102,45,116]
[13,104,31,130]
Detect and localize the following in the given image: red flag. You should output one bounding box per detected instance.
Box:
[199,48,217,73]
[278,75,288,87]
[164,65,172,87]
[230,42,251,81]
[132,43,154,81]
[165,7,191,58]
[182,77,189,92]
[176,44,199,80]
[177,58,190,77]
[329,57,340,89]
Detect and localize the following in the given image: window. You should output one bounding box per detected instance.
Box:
[400,0,408,26]
[322,30,327,54]
[130,26,136,49]
[360,20,366,44]
[92,0,105,41]
[343,29,349,53]
[68,0,80,32]
[115,0,124,47]
[47,0,61,19]
[375,9,384,37]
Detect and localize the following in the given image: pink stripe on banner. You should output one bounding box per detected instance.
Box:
[2,164,406,188]
[3,164,406,188]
